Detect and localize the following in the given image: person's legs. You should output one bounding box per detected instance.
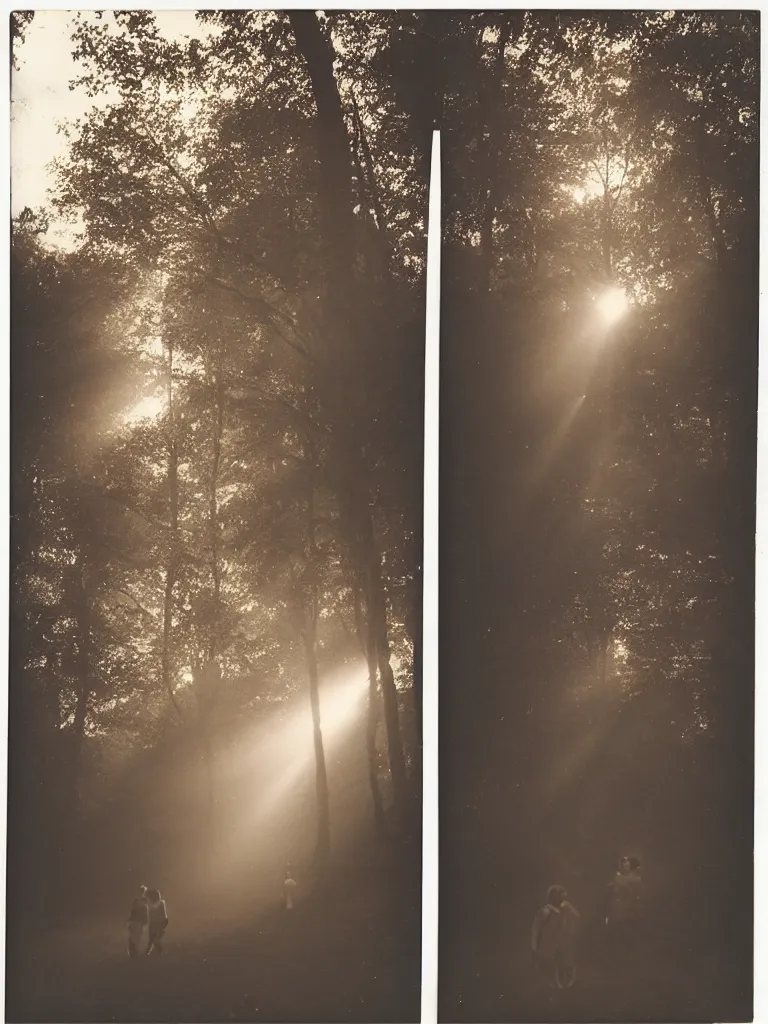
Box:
[614,920,641,983]
[148,925,165,954]
[128,923,141,958]
[536,955,558,990]
[556,947,576,989]
[606,920,626,976]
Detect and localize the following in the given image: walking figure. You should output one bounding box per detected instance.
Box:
[283,868,297,910]
[127,886,148,959]
[146,888,169,955]
[607,855,644,958]
[531,884,580,990]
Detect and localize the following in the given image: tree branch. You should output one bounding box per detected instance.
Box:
[610,150,631,211]
[110,588,157,620]
[351,93,389,238]
[203,275,313,362]
[137,122,281,279]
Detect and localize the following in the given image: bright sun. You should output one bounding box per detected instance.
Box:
[595,286,629,327]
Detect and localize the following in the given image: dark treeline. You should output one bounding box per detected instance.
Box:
[434,10,757,1022]
[10,11,428,1022]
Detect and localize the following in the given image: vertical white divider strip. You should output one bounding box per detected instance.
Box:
[421,128,440,1024]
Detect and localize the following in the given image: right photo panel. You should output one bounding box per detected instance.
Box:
[439,11,758,1023]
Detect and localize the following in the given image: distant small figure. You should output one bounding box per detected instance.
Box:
[610,851,647,970]
[531,884,580,990]
[127,886,148,959]
[145,888,169,955]
[607,856,643,930]
[282,869,297,911]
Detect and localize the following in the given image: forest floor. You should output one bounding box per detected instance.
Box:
[7,861,421,1024]
[440,917,752,1023]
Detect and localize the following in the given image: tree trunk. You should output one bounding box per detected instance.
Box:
[162,337,183,720]
[290,11,409,814]
[200,715,216,883]
[346,477,409,813]
[351,95,393,281]
[355,583,386,835]
[305,594,331,866]
[478,16,513,293]
[193,658,220,884]
[363,529,409,812]
[204,726,215,828]
[601,148,614,279]
[288,12,355,228]
[208,366,225,659]
[71,549,91,813]
[288,12,357,338]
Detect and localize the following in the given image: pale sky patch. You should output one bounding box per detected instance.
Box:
[12,12,94,243]
[11,10,209,250]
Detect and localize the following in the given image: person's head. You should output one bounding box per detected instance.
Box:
[627,856,640,873]
[138,885,147,899]
[547,885,567,908]
[619,856,631,874]
[146,888,161,904]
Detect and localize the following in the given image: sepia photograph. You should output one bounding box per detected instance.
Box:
[8,6,763,1024]
[9,11,426,1023]
[437,10,758,1023]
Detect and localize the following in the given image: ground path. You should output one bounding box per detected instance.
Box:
[10,863,420,1023]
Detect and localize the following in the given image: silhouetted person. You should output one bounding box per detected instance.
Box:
[283,868,297,910]
[607,855,643,964]
[531,884,580,990]
[145,888,169,955]
[127,886,148,958]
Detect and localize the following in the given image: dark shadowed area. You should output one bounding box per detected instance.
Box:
[436,10,756,1023]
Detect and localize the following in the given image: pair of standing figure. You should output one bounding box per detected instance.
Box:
[531,856,645,990]
[531,885,580,990]
[128,886,169,958]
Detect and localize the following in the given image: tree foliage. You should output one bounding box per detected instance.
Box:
[11,11,427,902]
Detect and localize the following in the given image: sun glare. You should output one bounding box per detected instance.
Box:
[564,176,603,206]
[595,286,629,327]
[123,393,166,425]
[214,666,369,854]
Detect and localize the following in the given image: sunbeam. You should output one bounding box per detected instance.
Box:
[212,664,370,876]
[123,392,166,425]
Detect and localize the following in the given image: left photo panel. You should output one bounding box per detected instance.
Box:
[9,12,426,1023]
